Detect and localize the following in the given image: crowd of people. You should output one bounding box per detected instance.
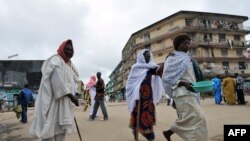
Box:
[2,35,247,141]
[211,73,247,105]
[212,73,246,105]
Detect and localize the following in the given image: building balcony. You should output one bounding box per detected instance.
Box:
[184,25,250,34]
[123,25,250,61]
[121,27,250,79]
[194,56,249,62]
[190,38,250,49]
[201,65,249,77]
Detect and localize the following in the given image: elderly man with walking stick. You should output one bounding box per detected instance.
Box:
[29,39,81,141]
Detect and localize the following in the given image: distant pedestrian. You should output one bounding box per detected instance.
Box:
[126,49,163,141]
[105,95,109,102]
[222,74,236,105]
[211,75,222,104]
[76,80,84,99]
[18,84,34,123]
[235,73,246,105]
[86,75,97,119]
[0,99,3,112]
[90,72,108,120]
[3,96,9,110]
[1,98,8,112]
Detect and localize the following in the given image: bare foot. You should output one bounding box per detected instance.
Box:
[163,130,174,141]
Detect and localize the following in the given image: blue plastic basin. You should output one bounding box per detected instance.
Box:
[192,81,214,93]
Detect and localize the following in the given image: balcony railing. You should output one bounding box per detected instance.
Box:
[186,25,250,33]
[195,56,249,61]
[130,25,250,52]
[190,38,250,48]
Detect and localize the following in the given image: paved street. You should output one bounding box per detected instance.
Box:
[0,96,250,141]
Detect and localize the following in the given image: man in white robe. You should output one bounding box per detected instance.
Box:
[29,39,79,141]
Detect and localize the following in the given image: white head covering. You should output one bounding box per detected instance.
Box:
[125,49,163,113]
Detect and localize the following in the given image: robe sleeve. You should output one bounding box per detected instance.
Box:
[51,67,71,99]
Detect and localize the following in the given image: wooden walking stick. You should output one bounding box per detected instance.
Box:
[135,99,141,141]
[74,116,83,141]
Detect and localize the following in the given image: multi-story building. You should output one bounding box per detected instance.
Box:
[106,61,124,99]
[109,10,250,97]
[105,80,113,96]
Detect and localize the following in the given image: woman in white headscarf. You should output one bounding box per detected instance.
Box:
[126,49,163,141]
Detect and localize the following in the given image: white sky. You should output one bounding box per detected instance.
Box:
[0,0,250,84]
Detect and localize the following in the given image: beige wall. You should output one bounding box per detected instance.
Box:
[150,24,168,39]
[154,54,166,64]
[173,18,186,28]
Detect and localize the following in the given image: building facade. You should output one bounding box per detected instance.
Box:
[0,60,44,104]
[106,61,124,100]
[0,60,44,90]
[108,11,250,98]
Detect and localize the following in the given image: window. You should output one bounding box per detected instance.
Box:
[234,35,240,41]
[221,48,228,56]
[190,48,197,56]
[219,34,226,42]
[202,20,206,28]
[222,61,229,69]
[144,44,151,51]
[236,49,242,56]
[203,33,212,42]
[144,33,150,41]
[185,19,193,26]
[230,23,239,30]
[201,20,211,28]
[239,62,246,70]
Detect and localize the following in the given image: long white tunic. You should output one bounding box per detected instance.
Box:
[171,61,208,141]
[89,86,96,115]
[29,54,78,139]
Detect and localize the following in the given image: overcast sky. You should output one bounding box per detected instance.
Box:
[1,0,250,84]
